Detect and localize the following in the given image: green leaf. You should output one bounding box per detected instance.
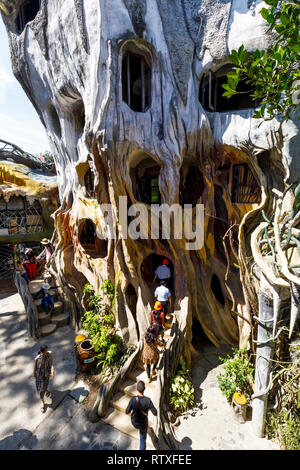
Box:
[280,12,290,25]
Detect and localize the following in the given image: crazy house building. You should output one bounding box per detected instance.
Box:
[1,0,299,448]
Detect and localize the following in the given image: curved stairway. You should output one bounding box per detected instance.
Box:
[101,311,174,449]
[29,279,70,337]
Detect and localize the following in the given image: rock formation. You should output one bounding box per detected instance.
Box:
[1,0,299,441]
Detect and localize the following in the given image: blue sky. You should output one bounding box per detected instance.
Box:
[0,20,49,155]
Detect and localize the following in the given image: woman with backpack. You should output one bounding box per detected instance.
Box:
[141,325,164,383]
[150,301,165,342]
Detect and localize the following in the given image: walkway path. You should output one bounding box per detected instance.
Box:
[175,342,280,450]
[0,286,280,450]
[0,288,138,450]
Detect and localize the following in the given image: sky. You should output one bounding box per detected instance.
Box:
[0,20,49,155]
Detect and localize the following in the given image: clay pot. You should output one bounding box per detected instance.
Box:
[76,339,95,372]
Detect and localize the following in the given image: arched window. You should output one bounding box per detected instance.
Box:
[199,64,260,112]
[16,0,41,34]
[130,153,161,205]
[79,219,108,258]
[122,52,151,112]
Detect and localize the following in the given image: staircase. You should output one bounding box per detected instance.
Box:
[29,279,70,337]
[101,311,174,449]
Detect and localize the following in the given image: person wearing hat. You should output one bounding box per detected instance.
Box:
[33,282,58,314]
[24,248,37,280]
[40,238,54,263]
[150,301,165,342]
[153,258,172,287]
[154,280,172,317]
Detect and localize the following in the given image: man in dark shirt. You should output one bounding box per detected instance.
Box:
[125,380,157,450]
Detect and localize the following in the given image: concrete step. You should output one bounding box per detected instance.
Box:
[121,378,157,400]
[51,312,69,328]
[102,407,154,449]
[29,279,44,294]
[40,323,57,337]
[128,366,161,387]
[111,391,131,414]
[54,300,64,314]
[34,299,64,314]
[38,312,51,326]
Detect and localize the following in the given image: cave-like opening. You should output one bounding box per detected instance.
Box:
[79,219,108,258]
[192,318,215,351]
[140,253,174,289]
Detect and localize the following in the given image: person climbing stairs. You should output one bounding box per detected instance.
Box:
[101,309,174,448]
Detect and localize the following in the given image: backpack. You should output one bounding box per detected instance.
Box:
[152,310,162,335]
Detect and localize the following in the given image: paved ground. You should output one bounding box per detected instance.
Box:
[0,286,279,451]
[0,288,138,450]
[175,342,280,450]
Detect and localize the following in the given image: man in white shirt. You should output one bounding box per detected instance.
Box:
[154,280,172,315]
[153,258,172,286]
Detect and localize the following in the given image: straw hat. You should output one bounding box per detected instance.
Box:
[41,238,51,245]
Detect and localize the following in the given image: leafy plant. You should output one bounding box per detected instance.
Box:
[217,348,255,402]
[169,357,195,415]
[223,0,300,121]
[266,409,300,450]
[82,281,123,371]
[265,329,300,449]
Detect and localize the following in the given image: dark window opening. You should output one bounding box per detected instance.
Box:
[211,274,225,307]
[132,161,161,205]
[179,166,205,207]
[84,168,94,199]
[16,0,41,34]
[192,318,215,351]
[199,65,260,112]
[79,220,107,258]
[231,164,261,204]
[122,52,151,112]
[141,254,174,288]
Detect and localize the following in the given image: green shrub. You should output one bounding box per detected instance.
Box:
[217,348,255,402]
[169,357,195,415]
[82,281,123,370]
[266,410,300,450]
